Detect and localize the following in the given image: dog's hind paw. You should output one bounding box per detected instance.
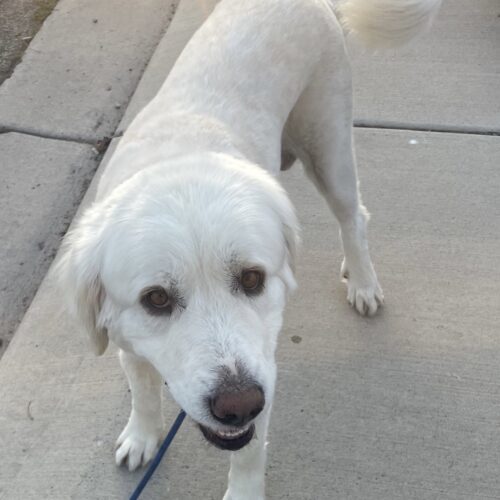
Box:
[115,415,163,471]
[341,259,384,316]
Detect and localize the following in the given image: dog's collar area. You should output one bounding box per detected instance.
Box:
[199,423,255,451]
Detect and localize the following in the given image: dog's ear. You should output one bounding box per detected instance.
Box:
[280,218,300,293]
[270,185,301,293]
[56,204,109,355]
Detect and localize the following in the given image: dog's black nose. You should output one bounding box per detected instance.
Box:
[210,385,265,427]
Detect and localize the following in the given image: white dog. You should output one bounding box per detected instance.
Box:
[57,0,441,498]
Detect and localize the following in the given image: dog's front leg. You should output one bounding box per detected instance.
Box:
[115,349,164,471]
[223,408,271,500]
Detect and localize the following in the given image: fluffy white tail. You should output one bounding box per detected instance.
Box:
[336,0,442,48]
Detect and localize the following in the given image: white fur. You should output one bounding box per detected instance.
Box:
[57,0,440,497]
[337,0,442,48]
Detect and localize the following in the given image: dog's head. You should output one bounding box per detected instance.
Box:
[57,153,299,450]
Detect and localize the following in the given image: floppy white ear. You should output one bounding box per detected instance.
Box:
[56,205,109,355]
[280,218,300,293]
[270,185,301,292]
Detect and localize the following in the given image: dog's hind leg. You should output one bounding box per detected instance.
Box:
[115,349,164,471]
[287,46,383,316]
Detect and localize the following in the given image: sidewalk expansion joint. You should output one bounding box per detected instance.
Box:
[354,120,499,137]
[0,125,122,151]
[2,120,496,154]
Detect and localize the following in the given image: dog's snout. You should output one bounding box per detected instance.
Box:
[210,385,265,427]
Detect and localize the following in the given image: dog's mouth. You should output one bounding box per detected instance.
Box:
[199,423,255,451]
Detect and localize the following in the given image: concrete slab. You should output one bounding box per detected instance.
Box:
[351,0,500,132]
[117,0,216,134]
[0,132,99,357]
[0,0,178,142]
[1,129,499,499]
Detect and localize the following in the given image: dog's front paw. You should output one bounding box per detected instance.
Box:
[115,415,163,471]
[341,259,384,316]
[223,490,264,500]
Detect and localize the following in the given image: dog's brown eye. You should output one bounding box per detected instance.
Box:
[240,269,264,294]
[142,287,172,314]
[149,289,169,307]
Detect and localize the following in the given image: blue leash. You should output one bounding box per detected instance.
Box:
[129,410,186,500]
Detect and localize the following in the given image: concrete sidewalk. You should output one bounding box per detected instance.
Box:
[1,0,499,499]
[0,0,179,356]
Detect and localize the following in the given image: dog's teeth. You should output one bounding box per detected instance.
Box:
[216,428,247,439]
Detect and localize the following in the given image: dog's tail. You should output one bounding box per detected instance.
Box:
[335,0,442,48]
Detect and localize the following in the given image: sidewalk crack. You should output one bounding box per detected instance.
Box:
[354,120,500,137]
[0,125,121,149]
